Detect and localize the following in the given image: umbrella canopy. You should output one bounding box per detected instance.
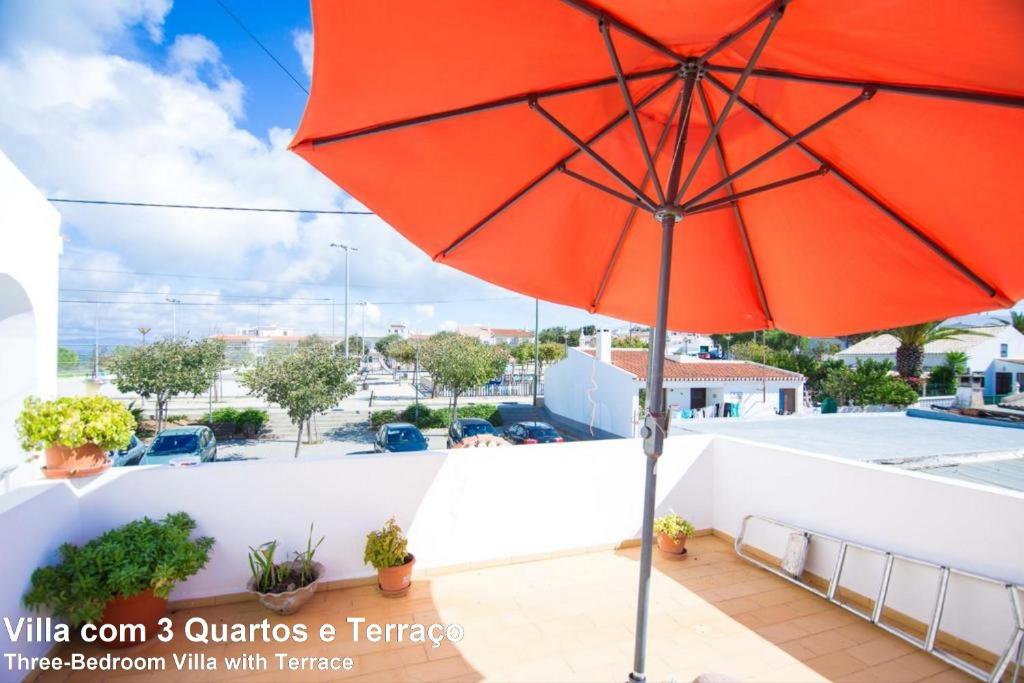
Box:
[292,2,1024,680]
[292,0,1023,337]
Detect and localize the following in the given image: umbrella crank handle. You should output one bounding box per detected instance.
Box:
[641,410,670,457]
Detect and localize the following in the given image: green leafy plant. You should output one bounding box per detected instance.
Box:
[364,518,409,569]
[209,407,241,424]
[370,409,399,430]
[653,514,695,541]
[24,512,213,626]
[248,524,324,594]
[16,395,135,451]
[236,408,268,429]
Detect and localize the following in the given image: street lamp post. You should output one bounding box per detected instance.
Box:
[329,243,358,357]
[166,298,182,337]
[533,298,540,407]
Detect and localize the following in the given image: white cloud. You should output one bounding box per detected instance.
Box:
[0,0,172,55]
[415,304,435,319]
[439,320,458,332]
[292,30,313,80]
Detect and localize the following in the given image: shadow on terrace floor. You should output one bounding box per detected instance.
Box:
[615,537,976,682]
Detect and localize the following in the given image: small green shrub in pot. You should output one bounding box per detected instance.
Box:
[247,523,325,615]
[24,512,213,642]
[17,396,135,478]
[653,514,695,555]
[364,518,414,595]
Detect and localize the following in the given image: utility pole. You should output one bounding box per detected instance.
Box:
[413,346,420,424]
[93,303,100,379]
[166,298,181,337]
[329,243,358,357]
[331,298,336,338]
[533,298,540,407]
[360,301,367,358]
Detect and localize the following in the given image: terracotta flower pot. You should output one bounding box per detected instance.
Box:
[99,589,167,649]
[43,443,111,479]
[377,554,415,596]
[248,561,324,615]
[656,532,687,555]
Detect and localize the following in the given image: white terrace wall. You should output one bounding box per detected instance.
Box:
[1,434,1022,680]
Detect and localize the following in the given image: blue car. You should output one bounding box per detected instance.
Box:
[141,426,217,465]
[374,423,429,453]
[110,434,146,467]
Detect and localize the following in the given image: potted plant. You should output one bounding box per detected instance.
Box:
[248,524,325,615]
[23,512,213,647]
[16,395,135,479]
[364,518,414,596]
[654,513,695,555]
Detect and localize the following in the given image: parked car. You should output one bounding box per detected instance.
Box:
[503,421,564,445]
[110,434,146,467]
[446,418,498,448]
[140,426,217,465]
[374,423,429,453]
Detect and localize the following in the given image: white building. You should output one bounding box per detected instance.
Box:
[0,152,61,481]
[545,330,805,438]
[387,322,409,338]
[457,325,533,346]
[837,324,1024,394]
[666,331,716,357]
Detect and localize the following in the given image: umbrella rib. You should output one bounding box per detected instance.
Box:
[437,73,678,260]
[684,165,830,215]
[665,67,700,200]
[531,99,658,210]
[704,73,1002,299]
[696,83,773,326]
[681,88,874,208]
[558,165,651,210]
[307,65,678,148]
[600,20,665,204]
[703,65,1024,110]
[699,0,791,64]
[676,10,784,204]
[558,0,685,66]
[591,82,686,312]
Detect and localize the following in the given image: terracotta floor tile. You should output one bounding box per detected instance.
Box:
[35,537,974,683]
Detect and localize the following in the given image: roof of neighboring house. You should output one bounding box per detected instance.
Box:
[581,349,803,382]
[489,328,533,337]
[837,326,1004,356]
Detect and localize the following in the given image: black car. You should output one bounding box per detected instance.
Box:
[446,418,498,448]
[503,421,563,445]
[375,422,429,452]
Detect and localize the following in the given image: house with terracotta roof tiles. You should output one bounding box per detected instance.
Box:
[545,330,805,438]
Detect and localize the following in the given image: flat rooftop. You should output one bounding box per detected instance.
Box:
[675,413,1023,462]
[38,536,974,682]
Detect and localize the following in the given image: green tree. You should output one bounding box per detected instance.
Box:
[1008,311,1024,335]
[927,351,969,396]
[109,338,226,433]
[538,342,566,365]
[538,327,567,344]
[821,359,918,407]
[375,334,403,356]
[612,335,649,348]
[57,347,79,372]
[239,336,357,457]
[347,334,364,356]
[878,322,986,379]
[419,333,509,426]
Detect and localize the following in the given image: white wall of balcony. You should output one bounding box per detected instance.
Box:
[0,151,61,484]
[1,434,1021,679]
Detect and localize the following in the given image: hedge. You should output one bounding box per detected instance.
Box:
[393,404,503,429]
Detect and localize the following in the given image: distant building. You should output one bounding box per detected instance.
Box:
[387,323,409,339]
[211,326,341,360]
[667,332,716,357]
[545,329,805,437]
[837,324,1024,394]
[457,325,533,346]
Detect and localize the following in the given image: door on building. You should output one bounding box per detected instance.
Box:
[995,372,1012,395]
[779,388,796,414]
[690,388,707,410]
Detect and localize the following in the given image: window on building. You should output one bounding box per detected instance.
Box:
[1000,343,1008,358]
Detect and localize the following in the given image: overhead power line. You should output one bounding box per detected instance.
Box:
[59,296,522,307]
[60,287,331,302]
[48,198,372,215]
[212,0,309,95]
[60,266,389,289]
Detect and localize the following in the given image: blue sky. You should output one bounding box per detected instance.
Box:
[0,0,623,354]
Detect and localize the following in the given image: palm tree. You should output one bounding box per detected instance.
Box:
[1009,311,1024,335]
[138,326,152,344]
[880,322,985,378]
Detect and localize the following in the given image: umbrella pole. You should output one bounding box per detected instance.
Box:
[630,210,678,682]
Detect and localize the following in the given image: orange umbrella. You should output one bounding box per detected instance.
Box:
[291,2,1024,679]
